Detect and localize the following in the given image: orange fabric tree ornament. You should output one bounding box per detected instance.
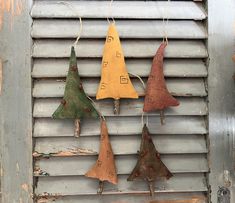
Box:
[96,23,138,114]
[85,118,118,194]
[127,124,173,196]
[143,42,179,124]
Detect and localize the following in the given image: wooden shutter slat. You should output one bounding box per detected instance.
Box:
[33,116,207,137]
[33,78,207,98]
[33,98,207,118]
[34,154,209,176]
[32,59,207,78]
[34,174,207,195]
[34,193,207,203]
[31,1,207,20]
[32,20,207,39]
[34,135,208,155]
[32,40,208,58]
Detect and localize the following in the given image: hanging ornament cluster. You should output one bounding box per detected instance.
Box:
[51,0,179,197]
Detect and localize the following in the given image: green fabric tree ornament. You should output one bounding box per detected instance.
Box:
[52,46,100,137]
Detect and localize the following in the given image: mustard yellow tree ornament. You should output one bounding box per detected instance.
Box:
[96,23,139,114]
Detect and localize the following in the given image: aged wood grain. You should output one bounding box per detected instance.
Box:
[0,0,33,202]
[0,0,24,29]
[150,196,206,203]
[35,193,207,203]
[0,59,2,95]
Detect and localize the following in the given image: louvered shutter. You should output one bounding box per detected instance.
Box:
[31,1,209,202]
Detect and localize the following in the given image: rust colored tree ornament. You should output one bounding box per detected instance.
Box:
[127,124,173,196]
[52,46,99,137]
[143,42,179,124]
[85,118,118,194]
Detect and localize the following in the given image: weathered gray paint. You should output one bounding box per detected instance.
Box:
[34,193,207,203]
[34,134,208,155]
[32,20,207,39]
[31,1,207,20]
[35,173,207,195]
[32,39,208,58]
[0,1,33,203]
[34,116,207,137]
[208,0,235,202]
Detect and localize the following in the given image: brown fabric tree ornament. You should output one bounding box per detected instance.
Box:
[52,46,100,137]
[143,42,179,124]
[127,124,173,196]
[85,118,118,194]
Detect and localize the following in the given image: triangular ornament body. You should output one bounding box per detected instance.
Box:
[52,46,99,119]
[85,119,118,185]
[143,42,179,112]
[96,23,138,100]
[128,124,172,182]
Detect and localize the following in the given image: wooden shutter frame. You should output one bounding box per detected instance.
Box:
[0,0,234,202]
[0,0,33,202]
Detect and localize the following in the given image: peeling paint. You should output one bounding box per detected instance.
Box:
[0,0,24,29]
[21,183,29,193]
[0,58,2,95]
[0,165,3,177]
[33,148,98,158]
[149,196,206,203]
[16,162,20,172]
[35,193,62,203]
[34,166,50,176]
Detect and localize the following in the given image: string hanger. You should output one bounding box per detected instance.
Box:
[57,1,83,46]
[141,112,149,128]
[86,95,105,121]
[162,0,170,45]
[58,1,104,119]
[107,0,115,24]
[128,72,146,90]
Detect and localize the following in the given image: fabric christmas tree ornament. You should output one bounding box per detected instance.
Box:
[52,46,99,136]
[127,124,173,196]
[96,23,138,114]
[143,42,179,124]
[85,119,118,194]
